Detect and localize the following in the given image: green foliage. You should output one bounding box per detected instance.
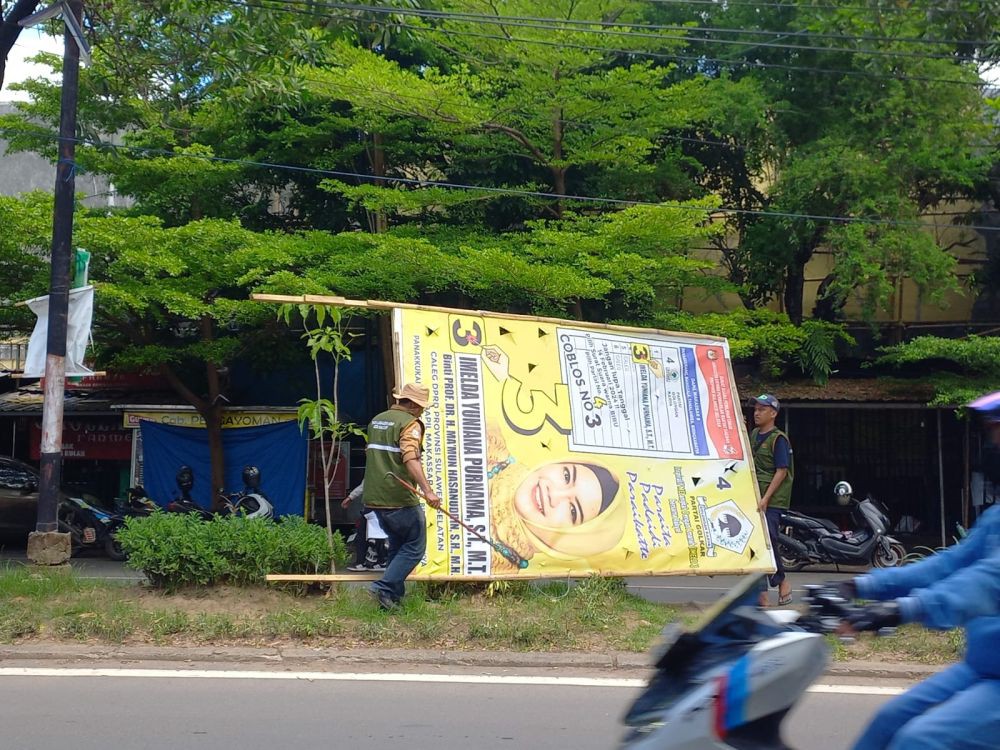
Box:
[876,336,1000,406]
[0,193,51,327]
[116,512,227,589]
[279,303,364,571]
[115,512,341,589]
[653,309,853,383]
[878,336,1000,372]
[796,321,847,386]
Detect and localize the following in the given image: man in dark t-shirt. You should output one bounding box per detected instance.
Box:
[750,393,794,607]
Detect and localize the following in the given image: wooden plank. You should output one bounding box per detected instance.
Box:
[250,294,727,344]
[10,371,107,379]
[267,573,381,582]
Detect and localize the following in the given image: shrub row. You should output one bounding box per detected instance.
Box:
[116,512,347,589]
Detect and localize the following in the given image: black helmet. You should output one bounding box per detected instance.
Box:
[242,465,261,489]
[176,465,194,491]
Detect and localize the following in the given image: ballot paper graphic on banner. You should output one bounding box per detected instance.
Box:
[23,285,95,378]
[393,308,774,580]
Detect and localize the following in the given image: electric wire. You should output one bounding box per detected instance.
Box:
[245,0,997,60]
[229,0,989,87]
[642,0,984,17]
[0,125,994,233]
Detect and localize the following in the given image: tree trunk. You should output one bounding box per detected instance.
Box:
[784,262,805,325]
[370,132,388,233]
[203,402,226,509]
[199,315,228,508]
[551,75,565,218]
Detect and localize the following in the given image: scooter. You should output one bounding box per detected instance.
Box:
[219,465,274,521]
[777,481,906,571]
[58,495,127,561]
[620,575,865,750]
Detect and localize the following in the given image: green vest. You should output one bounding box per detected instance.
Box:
[362,407,422,508]
[751,427,794,509]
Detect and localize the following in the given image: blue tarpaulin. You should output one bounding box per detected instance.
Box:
[139,420,307,517]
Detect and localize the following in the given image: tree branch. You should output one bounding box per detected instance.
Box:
[159,363,207,413]
[0,0,42,92]
[482,121,549,165]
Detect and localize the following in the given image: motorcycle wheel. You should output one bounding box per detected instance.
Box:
[874,542,906,568]
[778,543,807,572]
[104,535,126,562]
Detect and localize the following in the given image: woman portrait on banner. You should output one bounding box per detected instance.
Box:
[478,344,628,572]
[485,425,628,573]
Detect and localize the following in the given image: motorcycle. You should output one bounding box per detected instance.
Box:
[58,495,127,561]
[777,481,906,571]
[164,465,274,522]
[620,575,868,750]
[118,486,159,517]
[165,494,215,521]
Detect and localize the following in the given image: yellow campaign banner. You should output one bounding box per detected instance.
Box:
[393,308,775,579]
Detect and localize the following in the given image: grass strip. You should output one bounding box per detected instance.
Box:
[0,566,962,663]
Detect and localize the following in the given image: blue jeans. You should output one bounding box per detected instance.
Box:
[369,506,426,604]
[852,662,1000,750]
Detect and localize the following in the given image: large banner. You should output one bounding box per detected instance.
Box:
[393,309,775,579]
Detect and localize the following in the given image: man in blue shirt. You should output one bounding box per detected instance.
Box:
[833,391,1000,750]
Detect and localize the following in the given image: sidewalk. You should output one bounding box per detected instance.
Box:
[0,642,942,680]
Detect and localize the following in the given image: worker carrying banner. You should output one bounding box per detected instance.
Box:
[393,308,774,579]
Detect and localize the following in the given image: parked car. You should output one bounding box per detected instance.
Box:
[0,457,124,559]
[0,457,43,538]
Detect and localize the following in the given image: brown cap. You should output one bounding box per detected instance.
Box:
[392,382,432,407]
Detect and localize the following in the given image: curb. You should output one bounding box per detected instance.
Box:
[0,644,941,678]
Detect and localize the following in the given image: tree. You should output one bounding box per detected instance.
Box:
[648,1,997,323]
[296,0,767,224]
[877,335,1000,406]
[283,303,364,572]
[85,216,308,504]
[0,192,50,327]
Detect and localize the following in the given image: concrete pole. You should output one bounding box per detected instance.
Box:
[27,0,83,565]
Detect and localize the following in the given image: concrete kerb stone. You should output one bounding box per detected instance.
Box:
[0,644,941,679]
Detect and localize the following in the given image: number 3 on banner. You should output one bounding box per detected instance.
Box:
[501,378,572,436]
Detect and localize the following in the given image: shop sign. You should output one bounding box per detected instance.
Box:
[123,411,297,429]
[30,420,133,461]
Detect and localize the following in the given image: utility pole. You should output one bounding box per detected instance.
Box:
[22,0,89,565]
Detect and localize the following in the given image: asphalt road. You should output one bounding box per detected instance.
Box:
[0,665,896,750]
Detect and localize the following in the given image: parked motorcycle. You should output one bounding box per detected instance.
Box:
[164,465,215,520]
[777,481,906,571]
[118,486,159,517]
[164,465,274,521]
[221,465,274,521]
[58,495,127,561]
[620,575,866,750]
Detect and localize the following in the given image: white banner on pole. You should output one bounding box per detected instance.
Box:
[23,285,95,378]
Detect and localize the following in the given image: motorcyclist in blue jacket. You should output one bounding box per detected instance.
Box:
[835,391,1000,750]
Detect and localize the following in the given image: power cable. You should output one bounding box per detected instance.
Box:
[246,0,997,60]
[229,0,988,87]
[643,0,987,18]
[0,125,994,233]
